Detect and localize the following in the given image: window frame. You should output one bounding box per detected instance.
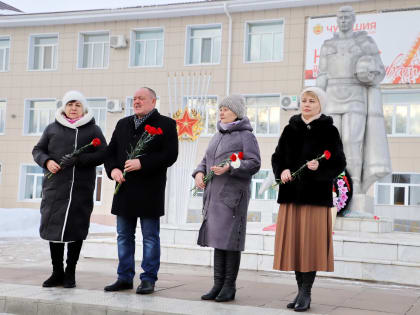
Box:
[185,23,222,66]
[94,165,104,205]
[243,93,282,137]
[374,172,420,206]
[77,30,110,70]
[244,19,285,64]
[182,95,218,137]
[0,98,6,135]
[129,27,165,68]
[382,89,420,137]
[18,164,44,202]
[0,35,11,72]
[86,97,107,132]
[27,33,59,71]
[23,98,57,136]
[251,169,277,201]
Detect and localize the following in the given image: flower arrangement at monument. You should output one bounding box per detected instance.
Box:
[191,152,243,196]
[333,170,353,216]
[114,125,163,195]
[45,137,101,179]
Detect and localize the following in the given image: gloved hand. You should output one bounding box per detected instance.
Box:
[60,154,78,168]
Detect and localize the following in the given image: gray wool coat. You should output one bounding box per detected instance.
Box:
[192,117,261,251]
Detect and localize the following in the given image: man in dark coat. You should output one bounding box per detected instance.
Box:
[104,87,178,295]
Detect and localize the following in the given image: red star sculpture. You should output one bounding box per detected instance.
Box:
[175,109,198,138]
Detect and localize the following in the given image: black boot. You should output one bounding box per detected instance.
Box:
[63,240,83,288]
[294,271,316,312]
[201,249,226,300]
[215,250,241,302]
[43,242,65,287]
[287,271,303,309]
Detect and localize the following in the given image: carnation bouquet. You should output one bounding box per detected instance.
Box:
[46,138,101,179]
[191,151,243,196]
[114,125,163,195]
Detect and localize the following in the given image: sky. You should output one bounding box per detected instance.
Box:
[6,0,206,14]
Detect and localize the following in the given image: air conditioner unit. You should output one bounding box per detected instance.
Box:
[110,35,127,48]
[280,95,299,110]
[106,99,122,113]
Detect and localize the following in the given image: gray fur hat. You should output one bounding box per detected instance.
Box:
[218,94,246,119]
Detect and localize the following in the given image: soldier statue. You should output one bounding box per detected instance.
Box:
[316,6,391,211]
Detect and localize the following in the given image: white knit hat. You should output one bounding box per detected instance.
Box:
[61,90,89,113]
[218,94,246,119]
[300,86,327,112]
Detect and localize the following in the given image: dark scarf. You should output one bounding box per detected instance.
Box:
[133,108,157,130]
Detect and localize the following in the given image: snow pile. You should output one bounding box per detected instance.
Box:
[0,208,115,238]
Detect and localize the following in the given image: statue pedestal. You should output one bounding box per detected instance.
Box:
[335,217,393,233]
[348,193,374,215]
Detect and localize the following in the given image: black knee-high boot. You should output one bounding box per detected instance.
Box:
[201,249,226,300]
[64,240,83,288]
[215,250,241,302]
[294,271,316,312]
[42,242,65,287]
[287,271,303,308]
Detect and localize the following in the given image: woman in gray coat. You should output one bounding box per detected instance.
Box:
[192,95,261,302]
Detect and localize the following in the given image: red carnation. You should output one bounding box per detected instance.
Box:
[230,154,237,161]
[238,152,244,160]
[157,127,163,135]
[324,150,331,160]
[91,138,101,147]
[145,125,152,133]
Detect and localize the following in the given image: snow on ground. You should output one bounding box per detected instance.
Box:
[0,208,115,238]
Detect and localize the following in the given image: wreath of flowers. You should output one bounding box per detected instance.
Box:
[333,169,353,216]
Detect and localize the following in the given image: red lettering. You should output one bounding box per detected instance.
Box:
[370,22,376,30]
[326,25,334,32]
[314,48,320,64]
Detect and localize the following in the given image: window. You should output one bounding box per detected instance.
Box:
[186,25,221,65]
[94,166,103,204]
[125,97,160,116]
[19,165,43,201]
[183,96,218,135]
[87,98,107,131]
[0,37,10,71]
[28,34,58,70]
[130,29,164,67]
[245,95,281,136]
[375,173,420,206]
[78,32,109,69]
[0,100,5,134]
[24,99,56,135]
[383,91,420,136]
[245,20,284,62]
[251,170,277,200]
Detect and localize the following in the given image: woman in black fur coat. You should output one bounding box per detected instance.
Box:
[271,87,346,312]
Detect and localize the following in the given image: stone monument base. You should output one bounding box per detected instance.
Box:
[348,193,374,215]
[84,223,420,286]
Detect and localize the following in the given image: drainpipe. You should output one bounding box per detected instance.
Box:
[224,2,232,96]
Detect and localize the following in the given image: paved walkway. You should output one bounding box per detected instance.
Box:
[1,236,420,315]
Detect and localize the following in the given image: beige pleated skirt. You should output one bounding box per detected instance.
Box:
[273,203,334,272]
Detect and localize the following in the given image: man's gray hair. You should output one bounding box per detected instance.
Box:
[141,87,157,99]
[338,5,355,15]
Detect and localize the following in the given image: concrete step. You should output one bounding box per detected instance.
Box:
[84,225,420,286]
[0,283,326,315]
